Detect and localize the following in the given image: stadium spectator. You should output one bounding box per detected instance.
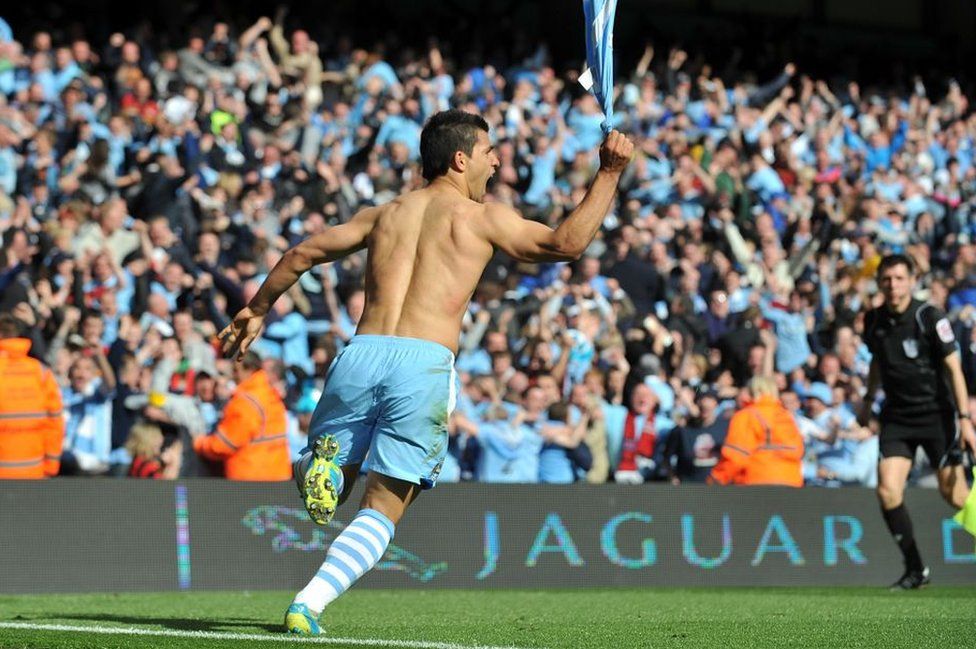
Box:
[477,387,548,484]
[570,379,612,483]
[538,400,591,484]
[709,375,804,486]
[800,382,878,487]
[664,389,730,484]
[192,351,291,480]
[1,15,975,491]
[0,314,64,479]
[612,383,659,484]
[125,422,182,479]
[60,339,117,475]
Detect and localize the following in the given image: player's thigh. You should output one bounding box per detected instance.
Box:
[305,420,373,469]
[368,368,454,490]
[306,347,380,467]
[359,470,421,525]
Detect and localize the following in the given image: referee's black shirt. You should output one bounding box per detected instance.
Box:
[864,299,957,424]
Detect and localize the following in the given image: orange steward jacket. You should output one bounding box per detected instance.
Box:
[709,395,804,487]
[0,338,65,479]
[193,369,291,481]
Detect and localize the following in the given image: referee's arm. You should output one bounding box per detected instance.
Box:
[858,360,881,427]
[944,352,976,451]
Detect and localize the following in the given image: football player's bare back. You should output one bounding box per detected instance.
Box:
[354,188,495,353]
[221,120,633,359]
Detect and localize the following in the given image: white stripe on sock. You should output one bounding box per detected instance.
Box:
[355,517,393,545]
[333,537,374,567]
[318,562,352,589]
[329,546,367,575]
[347,522,387,558]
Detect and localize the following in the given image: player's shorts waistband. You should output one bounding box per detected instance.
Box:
[347,334,455,361]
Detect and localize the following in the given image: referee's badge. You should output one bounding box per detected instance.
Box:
[903,338,919,358]
[936,317,956,343]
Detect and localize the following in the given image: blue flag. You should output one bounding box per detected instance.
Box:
[582,0,618,133]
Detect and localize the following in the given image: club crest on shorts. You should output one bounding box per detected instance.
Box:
[429,460,443,482]
[902,338,919,358]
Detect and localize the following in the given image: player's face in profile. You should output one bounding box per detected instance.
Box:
[466,130,499,202]
[879,264,914,306]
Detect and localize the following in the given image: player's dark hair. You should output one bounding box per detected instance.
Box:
[877,253,916,279]
[420,109,489,181]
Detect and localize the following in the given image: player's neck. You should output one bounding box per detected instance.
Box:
[888,296,913,314]
[428,175,471,199]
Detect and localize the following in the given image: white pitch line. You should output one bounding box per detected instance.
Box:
[0,621,540,649]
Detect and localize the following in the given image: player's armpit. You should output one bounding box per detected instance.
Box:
[483,203,581,263]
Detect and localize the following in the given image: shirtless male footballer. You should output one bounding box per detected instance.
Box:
[218,109,634,634]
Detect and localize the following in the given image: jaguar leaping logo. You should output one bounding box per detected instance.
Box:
[242,506,448,583]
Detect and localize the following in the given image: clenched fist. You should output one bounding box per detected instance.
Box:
[599,130,635,174]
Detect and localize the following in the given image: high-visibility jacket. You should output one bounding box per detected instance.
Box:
[193,369,290,481]
[0,338,65,479]
[709,395,804,487]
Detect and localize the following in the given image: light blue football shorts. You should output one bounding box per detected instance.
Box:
[306,335,459,489]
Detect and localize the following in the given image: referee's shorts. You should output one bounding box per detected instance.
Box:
[880,412,962,469]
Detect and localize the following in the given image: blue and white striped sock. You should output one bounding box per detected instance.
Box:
[293,508,395,615]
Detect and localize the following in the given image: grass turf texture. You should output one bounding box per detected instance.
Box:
[0,588,974,649]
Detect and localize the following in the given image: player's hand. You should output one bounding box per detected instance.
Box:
[599,130,634,175]
[219,306,265,361]
[960,417,976,453]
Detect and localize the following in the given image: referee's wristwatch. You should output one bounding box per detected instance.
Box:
[958,412,972,421]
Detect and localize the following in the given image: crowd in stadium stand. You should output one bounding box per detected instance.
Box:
[1,11,975,486]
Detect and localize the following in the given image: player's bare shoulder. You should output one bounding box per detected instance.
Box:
[364,192,418,239]
[450,196,505,258]
[464,199,514,242]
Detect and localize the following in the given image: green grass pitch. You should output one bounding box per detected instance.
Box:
[0,588,974,649]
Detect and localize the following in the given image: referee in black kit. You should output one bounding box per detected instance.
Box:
[859,254,976,589]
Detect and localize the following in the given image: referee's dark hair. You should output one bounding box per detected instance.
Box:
[876,253,917,279]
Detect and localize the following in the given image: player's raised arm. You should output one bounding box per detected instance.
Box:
[485,130,633,262]
[219,207,379,360]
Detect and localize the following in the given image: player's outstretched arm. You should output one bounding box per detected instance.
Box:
[219,207,379,360]
[485,131,633,263]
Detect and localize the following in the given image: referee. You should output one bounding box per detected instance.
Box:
[860,254,975,589]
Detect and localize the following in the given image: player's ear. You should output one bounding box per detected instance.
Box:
[450,149,467,174]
